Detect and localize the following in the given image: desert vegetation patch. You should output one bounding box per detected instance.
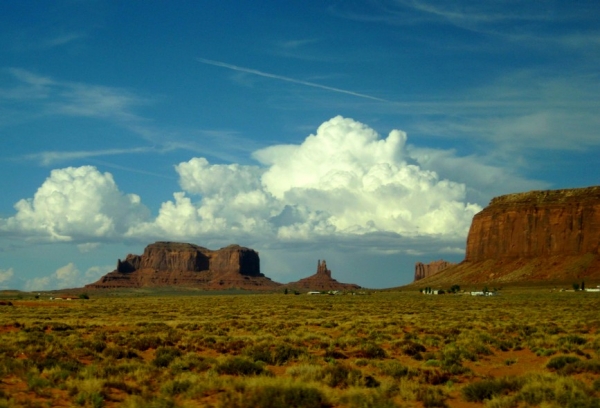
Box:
[1,291,599,407]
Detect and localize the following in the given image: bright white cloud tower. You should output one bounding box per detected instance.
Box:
[132,116,481,242]
[1,166,149,241]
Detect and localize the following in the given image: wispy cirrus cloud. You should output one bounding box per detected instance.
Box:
[332,0,600,50]
[50,83,147,121]
[408,70,600,153]
[25,147,156,166]
[195,55,600,158]
[279,39,319,49]
[1,68,149,126]
[42,33,85,48]
[1,68,264,164]
[395,0,555,26]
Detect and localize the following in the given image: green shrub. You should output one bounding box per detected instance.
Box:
[152,347,182,368]
[515,374,597,407]
[104,379,138,395]
[161,379,192,396]
[438,345,469,368]
[244,344,272,363]
[558,335,587,346]
[220,384,327,408]
[26,372,51,394]
[170,353,213,373]
[593,378,600,392]
[546,355,581,370]
[417,386,448,408]
[215,357,267,376]
[396,340,426,358]
[318,363,368,388]
[85,340,107,353]
[340,390,399,408]
[535,348,557,357]
[357,342,386,359]
[324,349,348,360]
[100,363,138,377]
[380,361,411,379]
[75,391,104,407]
[273,344,305,365]
[461,377,523,402]
[121,396,177,408]
[48,322,74,332]
[131,335,163,351]
[103,346,139,360]
[419,368,450,385]
[354,359,368,367]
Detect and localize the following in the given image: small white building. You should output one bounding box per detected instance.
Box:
[471,291,497,296]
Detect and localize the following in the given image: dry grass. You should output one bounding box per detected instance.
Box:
[0,290,599,407]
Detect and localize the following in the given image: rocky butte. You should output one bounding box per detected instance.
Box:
[414,260,456,281]
[86,242,281,290]
[408,186,600,287]
[285,260,361,291]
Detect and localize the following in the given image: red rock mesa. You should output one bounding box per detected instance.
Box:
[86,242,280,290]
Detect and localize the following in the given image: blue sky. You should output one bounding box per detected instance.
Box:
[1,0,599,290]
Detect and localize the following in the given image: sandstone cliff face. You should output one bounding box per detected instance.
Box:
[414,260,455,281]
[466,187,600,261]
[136,242,210,271]
[408,186,600,287]
[87,242,279,290]
[285,260,361,291]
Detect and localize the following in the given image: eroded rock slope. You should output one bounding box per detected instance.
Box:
[409,186,600,286]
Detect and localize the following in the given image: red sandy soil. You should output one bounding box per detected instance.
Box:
[0,348,571,408]
[1,375,72,407]
[0,325,19,334]
[465,348,548,378]
[0,319,589,407]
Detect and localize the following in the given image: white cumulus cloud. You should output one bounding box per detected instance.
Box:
[257,116,480,238]
[23,276,52,292]
[77,242,101,253]
[129,116,481,244]
[0,166,150,242]
[23,263,111,291]
[0,268,14,284]
[1,117,482,256]
[54,263,79,282]
[0,267,25,290]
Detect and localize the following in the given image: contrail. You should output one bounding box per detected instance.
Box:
[197,57,389,103]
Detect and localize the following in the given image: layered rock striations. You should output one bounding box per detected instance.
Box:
[466,187,600,260]
[87,242,279,290]
[285,260,361,291]
[408,186,600,286]
[414,260,455,281]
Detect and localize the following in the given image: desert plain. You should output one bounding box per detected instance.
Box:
[1,288,599,408]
